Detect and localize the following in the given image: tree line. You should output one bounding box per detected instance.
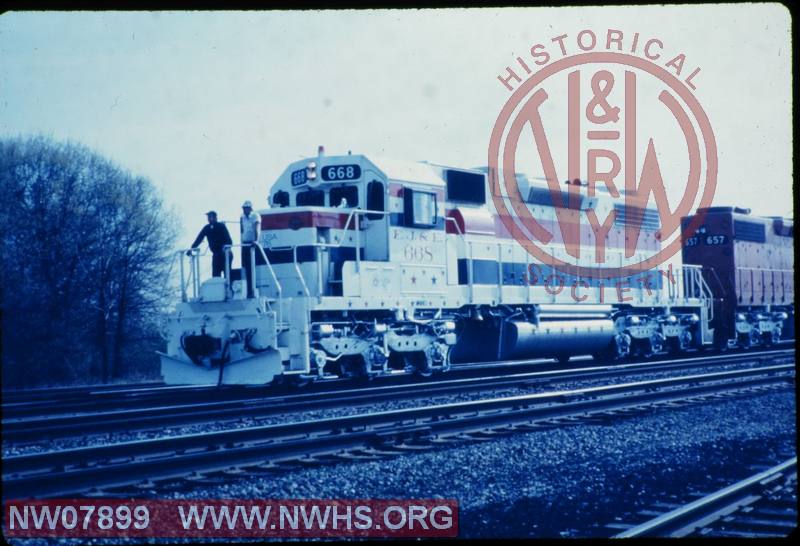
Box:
[1,136,178,387]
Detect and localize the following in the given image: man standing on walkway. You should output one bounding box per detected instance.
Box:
[188,210,233,277]
[240,200,262,298]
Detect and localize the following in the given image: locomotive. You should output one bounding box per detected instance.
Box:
[159,148,794,385]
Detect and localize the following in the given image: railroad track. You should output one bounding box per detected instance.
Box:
[0,381,166,404]
[3,345,794,417]
[3,362,794,499]
[614,457,797,537]
[1,359,573,419]
[1,357,595,409]
[2,353,656,416]
[2,349,794,420]
[2,349,794,443]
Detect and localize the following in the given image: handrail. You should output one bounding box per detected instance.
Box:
[263,244,311,298]
[254,244,283,298]
[678,264,715,322]
[222,243,285,305]
[163,250,185,304]
[218,243,285,323]
[444,216,464,236]
[254,244,284,325]
[266,208,391,299]
[293,246,311,297]
[444,216,471,300]
[222,244,244,298]
[174,247,208,301]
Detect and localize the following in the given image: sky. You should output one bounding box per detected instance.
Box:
[0,5,793,250]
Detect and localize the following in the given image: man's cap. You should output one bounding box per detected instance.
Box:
[206,210,217,216]
[242,200,253,208]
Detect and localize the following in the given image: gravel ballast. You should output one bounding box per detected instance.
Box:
[5,390,795,543]
[3,359,786,456]
[159,389,796,538]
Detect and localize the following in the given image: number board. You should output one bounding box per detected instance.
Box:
[291,169,307,187]
[685,234,727,247]
[703,234,727,245]
[322,164,361,181]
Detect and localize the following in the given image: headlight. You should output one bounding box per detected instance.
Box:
[306,162,317,180]
[736,313,746,321]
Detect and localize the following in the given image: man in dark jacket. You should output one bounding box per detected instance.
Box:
[188,210,233,277]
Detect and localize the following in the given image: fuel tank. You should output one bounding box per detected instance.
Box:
[451,315,618,363]
[500,319,616,359]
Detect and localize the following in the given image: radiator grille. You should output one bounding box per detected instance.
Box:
[734,220,766,243]
[614,204,661,230]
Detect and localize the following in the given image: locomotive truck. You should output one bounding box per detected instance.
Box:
[159,148,793,385]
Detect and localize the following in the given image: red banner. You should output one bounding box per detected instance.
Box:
[4,499,458,538]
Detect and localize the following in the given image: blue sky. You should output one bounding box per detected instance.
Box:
[1,7,792,249]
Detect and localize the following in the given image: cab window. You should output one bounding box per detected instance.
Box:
[329,185,358,208]
[272,190,289,208]
[366,181,385,220]
[403,189,437,228]
[296,189,325,206]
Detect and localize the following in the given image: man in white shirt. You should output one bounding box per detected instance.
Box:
[240,200,262,298]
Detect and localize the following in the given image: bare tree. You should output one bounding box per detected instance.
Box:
[0,136,178,387]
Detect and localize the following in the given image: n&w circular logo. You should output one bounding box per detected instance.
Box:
[488,29,717,289]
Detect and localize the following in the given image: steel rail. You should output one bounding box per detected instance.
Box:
[0,340,794,410]
[2,363,794,499]
[2,349,795,443]
[3,346,794,421]
[1,381,166,403]
[1,356,602,414]
[615,457,797,538]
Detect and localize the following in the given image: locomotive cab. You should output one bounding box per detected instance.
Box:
[259,149,457,301]
[681,207,794,348]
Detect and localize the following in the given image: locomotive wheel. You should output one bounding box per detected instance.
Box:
[354,353,379,383]
[737,333,749,349]
[679,330,693,351]
[615,333,632,360]
[592,334,630,363]
[668,331,693,354]
[644,333,665,358]
[362,346,388,377]
[405,352,433,378]
[764,328,781,346]
[414,361,434,378]
[739,329,760,349]
[714,332,730,352]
